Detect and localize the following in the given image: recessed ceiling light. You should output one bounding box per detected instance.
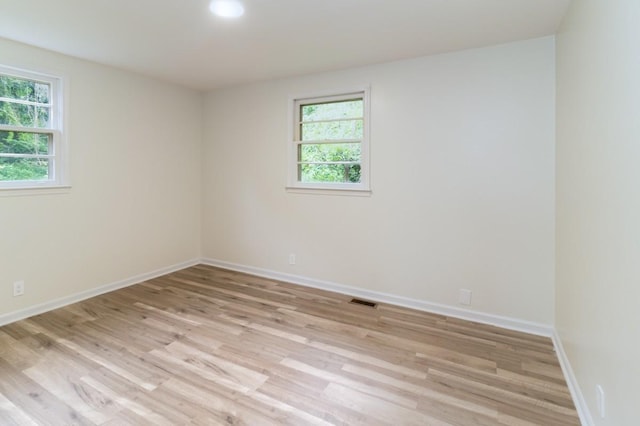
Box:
[209,0,245,18]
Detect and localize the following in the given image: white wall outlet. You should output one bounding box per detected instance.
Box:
[288,253,296,265]
[13,280,25,297]
[459,289,472,305]
[596,385,605,418]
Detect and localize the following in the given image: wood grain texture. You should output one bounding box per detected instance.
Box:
[0,265,579,425]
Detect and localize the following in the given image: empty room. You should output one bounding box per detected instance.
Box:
[0,0,637,424]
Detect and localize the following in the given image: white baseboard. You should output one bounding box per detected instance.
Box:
[0,258,200,327]
[201,258,553,337]
[552,330,593,426]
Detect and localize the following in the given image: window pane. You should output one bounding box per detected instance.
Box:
[0,157,50,181]
[0,131,50,155]
[301,119,363,141]
[301,99,362,122]
[299,163,361,183]
[299,143,360,163]
[0,75,50,103]
[0,101,50,127]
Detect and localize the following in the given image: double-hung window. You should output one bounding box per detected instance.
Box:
[289,88,370,193]
[0,65,65,189]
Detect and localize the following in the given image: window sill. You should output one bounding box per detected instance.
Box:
[285,186,372,197]
[0,185,71,197]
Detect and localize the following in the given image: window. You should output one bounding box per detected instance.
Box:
[0,65,65,190]
[288,88,370,193]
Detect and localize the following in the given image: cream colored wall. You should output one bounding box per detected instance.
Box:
[0,39,202,317]
[202,37,556,324]
[556,1,640,424]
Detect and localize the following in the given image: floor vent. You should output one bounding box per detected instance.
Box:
[349,298,378,308]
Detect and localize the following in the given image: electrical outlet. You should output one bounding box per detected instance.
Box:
[13,280,25,297]
[459,289,472,305]
[288,253,296,265]
[596,385,605,418]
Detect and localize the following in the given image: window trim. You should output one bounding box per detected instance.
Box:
[287,87,371,195]
[0,64,68,192]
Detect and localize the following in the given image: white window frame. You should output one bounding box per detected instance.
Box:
[0,64,67,192]
[287,87,370,195]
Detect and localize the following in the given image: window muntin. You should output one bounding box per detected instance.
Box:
[0,66,64,188]
[291,90,369,192]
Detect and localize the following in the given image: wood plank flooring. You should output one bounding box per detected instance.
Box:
[0,265,579,425]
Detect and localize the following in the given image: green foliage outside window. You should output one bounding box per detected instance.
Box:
[0,75,51,181]
[299,99,363,183]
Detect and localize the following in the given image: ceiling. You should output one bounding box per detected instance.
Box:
[0,0,571,91]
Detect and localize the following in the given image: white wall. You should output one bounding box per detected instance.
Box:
[202,37,556,324]
[556,1,640,424]
[0,38,202,318]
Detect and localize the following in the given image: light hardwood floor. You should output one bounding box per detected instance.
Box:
[0,265,579,425]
